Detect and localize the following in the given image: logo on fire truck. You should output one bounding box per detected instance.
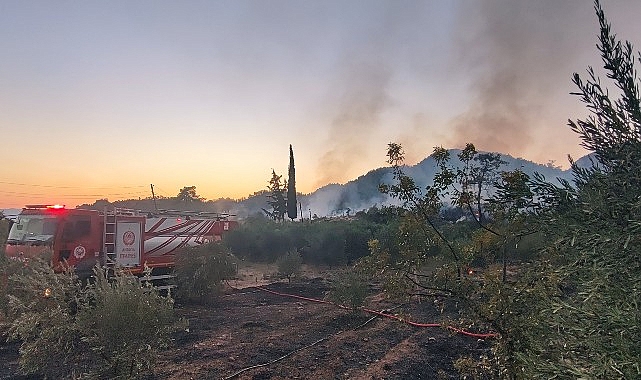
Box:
[73,245,86,259]
[122,231,136,246]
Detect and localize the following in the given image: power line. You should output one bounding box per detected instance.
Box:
[152,185,174,198]
[0,189,149,197]
[0,181,147,190]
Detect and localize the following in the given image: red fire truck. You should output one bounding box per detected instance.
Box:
[4,205,238,278]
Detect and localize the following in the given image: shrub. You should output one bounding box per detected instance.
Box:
[7,259,89,378]
[223,218,291,262]
[329,269,369,311]
[0,258,21,329]
[276,250,302,282]
[223,214,399,266]
[7,261,184,379]
[0,219,11,323]
[173,242,238,304]
[75,267,185,379]
[513,3,641,376]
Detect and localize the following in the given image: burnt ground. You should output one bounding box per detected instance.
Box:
[156,277,492,380]
[0,276,493,380]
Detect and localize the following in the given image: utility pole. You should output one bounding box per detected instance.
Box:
[150,184,158,211]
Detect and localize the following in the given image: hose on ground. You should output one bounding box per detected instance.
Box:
[220,283,496,379]
[255,286,498,339]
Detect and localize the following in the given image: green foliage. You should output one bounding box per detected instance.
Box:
[264,169,288,221]
[6,260,183,379]
[355,206,403,258]
[0,217,9,257]
[276,250,302,282]
[76,267,184,379]
[223,217,292,262]
[370,2,641,378]
[223,212,398,266]
[376,140,555,377]
[461,261,561,378]
[287,144,298,220]
[6,259,88,378]
[329,269,368,311]
[379,140,519,281]
[301,220,371,266]
[173,242,238,304]
[0,218,14,322]
[356,239,409,300]
[176,185,204,203]
[515,2,641,376]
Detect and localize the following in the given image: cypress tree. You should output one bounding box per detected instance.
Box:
[287,144,297,220]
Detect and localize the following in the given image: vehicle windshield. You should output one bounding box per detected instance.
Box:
[7,215,59,244]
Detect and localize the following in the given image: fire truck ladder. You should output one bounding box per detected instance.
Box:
[101,208,175,292]
[103,210,117,269]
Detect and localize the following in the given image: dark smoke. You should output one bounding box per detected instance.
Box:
[313,2,435,186]
[313,0,641,185]
[447,1,595,158]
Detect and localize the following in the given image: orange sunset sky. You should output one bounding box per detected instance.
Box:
[2,1,641,208]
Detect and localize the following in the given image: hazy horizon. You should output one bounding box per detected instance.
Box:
[0,146,583,210]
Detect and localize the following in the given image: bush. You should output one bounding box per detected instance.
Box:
[173,242,238,304]
[223,213,400,266]
[329,269,369,311]
[513,3,641,377]
[276,250,302,282]
[0,219,10,321]
[7,261,183,379]
[223,218,292,262]
[0,258,21,329]
[7,259,89,378]
[76,267,185,379]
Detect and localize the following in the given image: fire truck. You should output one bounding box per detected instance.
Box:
[4,205,238,278]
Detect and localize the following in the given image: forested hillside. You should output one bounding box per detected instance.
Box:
[75,151,576,219]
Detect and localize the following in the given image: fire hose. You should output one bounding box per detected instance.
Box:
[221,284,497,379]
[255,286,498,339]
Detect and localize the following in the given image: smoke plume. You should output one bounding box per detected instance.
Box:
[446,1,594,158]
[314,61,392,187]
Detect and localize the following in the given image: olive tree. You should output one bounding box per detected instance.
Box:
[517,1,641,377]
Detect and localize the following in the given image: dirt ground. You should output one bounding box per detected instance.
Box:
[0,265,493,380]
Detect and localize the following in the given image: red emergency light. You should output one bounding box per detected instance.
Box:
[25,204,66,209]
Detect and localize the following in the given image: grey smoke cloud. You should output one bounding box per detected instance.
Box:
[312,0,641,188]
[312,2,436,186]
[447,1,595,156]
[314,60,392,188]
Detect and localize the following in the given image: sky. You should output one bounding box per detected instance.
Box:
[1,0,640,208]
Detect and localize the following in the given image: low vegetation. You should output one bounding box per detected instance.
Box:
[276,250,303,282]
[173,242,238,304]
[328,269,368,311]
[222,207,401,266]
[0,218,15,324]
[4,260,184,379]
[0,217,8,257]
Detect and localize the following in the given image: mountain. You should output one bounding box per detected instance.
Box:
[78,150,588,218]
[295,150,575,218]
[574,152,599,169]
